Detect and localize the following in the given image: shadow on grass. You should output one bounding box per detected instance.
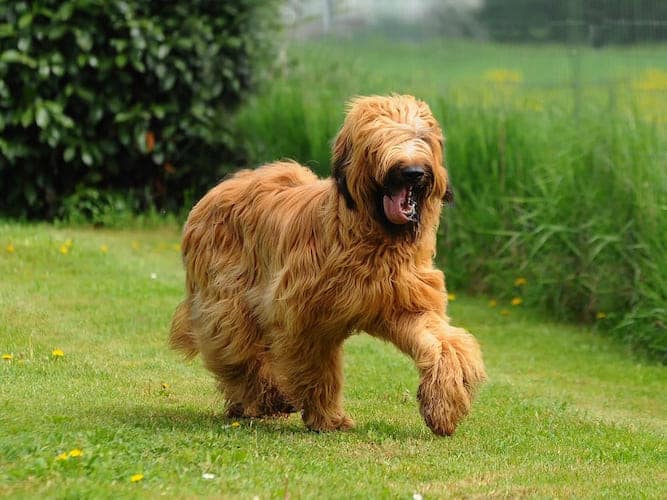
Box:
[82,403,433,441]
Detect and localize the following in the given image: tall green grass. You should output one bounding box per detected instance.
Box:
[234,38,666,361]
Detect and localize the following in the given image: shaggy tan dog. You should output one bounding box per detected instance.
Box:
[170,95,486,435]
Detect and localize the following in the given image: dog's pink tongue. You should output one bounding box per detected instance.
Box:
[383,189,410,224]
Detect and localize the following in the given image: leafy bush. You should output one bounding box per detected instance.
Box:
[0,0,278,218]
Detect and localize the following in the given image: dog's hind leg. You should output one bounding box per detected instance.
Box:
[270,333,354,432]
[195,292,295,418]
[382,313,486,436]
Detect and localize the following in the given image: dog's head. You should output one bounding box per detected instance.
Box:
[332,95,451,236]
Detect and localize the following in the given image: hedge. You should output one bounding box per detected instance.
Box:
[0,0,278,218]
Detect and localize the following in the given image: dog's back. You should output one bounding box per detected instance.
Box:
[169,161,326,357]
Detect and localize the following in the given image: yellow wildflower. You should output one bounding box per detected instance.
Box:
[500,309,510,316]
[131,241,140,250]
[64,238,73,247]
[52,349,64,358]
[231,421,241,428]
[59,244,69,254]
[488,299,497,308]
[6,243,15,253]
[161,382,170,390]
[596,312,607,320]
[634,68,667,91]
[172,243,181,252]
[100,244,109,253]
[55,452,69,461]
[68,449,83,458]
[511,297,523,306]
[2,353,13,361]
[514,277,527,287]
[447,293,456,301]
[484,68,523,84]
[130,473,144,483]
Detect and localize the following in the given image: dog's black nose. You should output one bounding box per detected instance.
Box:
[402,165,425,182]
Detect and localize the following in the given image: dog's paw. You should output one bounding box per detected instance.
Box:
[303,411,355,432]
[224,402,245,419]
[417,382,462,436]
[416,335,483,436]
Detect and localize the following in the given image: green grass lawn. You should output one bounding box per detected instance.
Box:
[1,223,665,498]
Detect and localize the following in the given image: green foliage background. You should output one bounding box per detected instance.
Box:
[0,0,277,218]
[478,0,667,44]
[234,39,667,361]
[0,2,664,361]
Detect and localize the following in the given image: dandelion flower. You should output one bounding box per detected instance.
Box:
[100,244,108,253]
[489,299,497,308]
[231,421,241,428]
[596,312,607,320]
[511,297,523,306]
[514,277,527,287]
[59,244,69,255]
[52,349,64,358]
[447,293,456,301]
[500,309,510,316]
[68,449,83,458]
[172,243,181,252]
[6,243,15,253]
[2,353,13,361]
[131,241,140,250]
[161,382,170,390]
[130,473,144,483]
[55,452,69,461]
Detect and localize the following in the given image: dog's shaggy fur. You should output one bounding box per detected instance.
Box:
[170,95,486,435]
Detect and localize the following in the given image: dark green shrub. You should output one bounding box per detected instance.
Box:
[0,0,278,218]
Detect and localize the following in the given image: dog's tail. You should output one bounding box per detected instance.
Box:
[169,300,199,359]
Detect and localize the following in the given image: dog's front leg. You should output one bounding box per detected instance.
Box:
[384,313,486,435]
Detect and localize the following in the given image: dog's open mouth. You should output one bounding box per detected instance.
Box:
[383,187,417,225]
[380,164,431,228]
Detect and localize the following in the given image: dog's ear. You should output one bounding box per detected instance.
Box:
[443,176,454,204]
[332,128,356,210]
